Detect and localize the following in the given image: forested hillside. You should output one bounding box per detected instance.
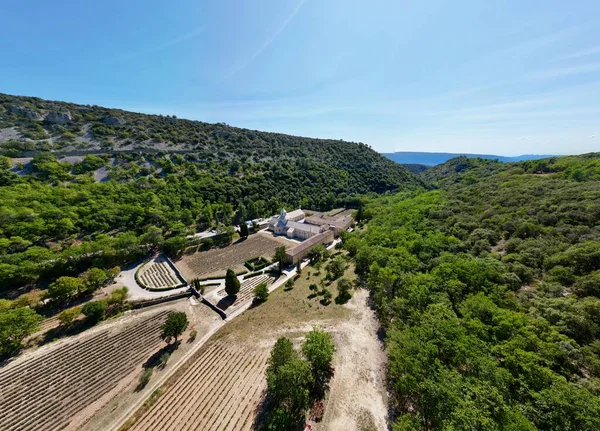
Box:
[344,153,600,430]
[0,93,420,292]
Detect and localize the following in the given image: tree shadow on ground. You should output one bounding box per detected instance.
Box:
[249,298,266,309]
[40,317,95,346]
[142,342,179,370]
[251,390,271,430]
[216,295,236,311]
[251,391,312,431]
[334,294,351,305]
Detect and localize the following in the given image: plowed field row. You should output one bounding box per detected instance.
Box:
[130,339,269,431]
[0,311,170,431]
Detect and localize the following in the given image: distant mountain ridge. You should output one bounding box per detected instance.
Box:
[383,151,556,166]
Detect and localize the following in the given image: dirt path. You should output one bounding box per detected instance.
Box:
[321,289,388,431]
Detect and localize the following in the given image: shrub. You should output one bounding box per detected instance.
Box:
[321,289,332,305]
[189,329,198,342]
[138,368,153,389]
[58,307,81,327]
[81,300,107,323]
[284,279,294,291]
[254,283,269,302]
[158,352,170,369]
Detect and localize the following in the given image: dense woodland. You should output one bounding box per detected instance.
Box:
[3,93,600,429]
[0,93,420,292]
[344,153,600,430]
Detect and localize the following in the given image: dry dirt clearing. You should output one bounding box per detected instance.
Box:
[123,260,388,430]
[320,289,388,431]
[175,233,295,280]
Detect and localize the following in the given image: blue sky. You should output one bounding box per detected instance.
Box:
[1,0,600,155]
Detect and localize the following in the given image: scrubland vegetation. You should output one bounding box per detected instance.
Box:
[344,153,600,430]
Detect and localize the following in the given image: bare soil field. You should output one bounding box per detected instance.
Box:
[175,233,295,280]
[128,335,270,431]
[80,300,223,431]
[122,258,388,430]
[0,299,222,431]
[0,308,170,431]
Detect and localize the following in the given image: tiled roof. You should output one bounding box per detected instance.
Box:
[286,231,334,257]
[286,221,321,234]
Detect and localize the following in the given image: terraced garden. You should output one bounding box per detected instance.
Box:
[0,310,170,431]
[138,257,186,290]
[129,337,270,431]
[212,274,276,316]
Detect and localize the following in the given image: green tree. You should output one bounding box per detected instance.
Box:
[307,244,329,263]
[240,222,249,239]
[267,337,298,374]
[0,299,13,312]
[107,266,121,282]
[327,256,346,279]
[274,246,287,274]
[161,312,189,344]
[267,358,314,418]
[0,307,43,356]
[302,329,335,396]
[225,268,241,296]
[217,225,236,244]
[336,277,352,303]
[58,306,81,327]
[46,276,83,307]
[254,283,269,302]
[81,300,107,323]
[0,155,11,170]
[284,279,294,291]
[163,235,188,257]
[141,226,164,249]
[107,287,129,307]
[83,267,108,293]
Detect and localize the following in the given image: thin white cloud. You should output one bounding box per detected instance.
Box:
[219,0,307,82]
[557,46,600,61]
[117,26,206,61]
[532,62,600,79]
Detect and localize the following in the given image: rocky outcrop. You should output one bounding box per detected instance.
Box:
[44,111,72,124]
[7,105,43,121]
[101,115,123,126]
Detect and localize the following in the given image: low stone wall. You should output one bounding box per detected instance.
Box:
[130,291,191,309]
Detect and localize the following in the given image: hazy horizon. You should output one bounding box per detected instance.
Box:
[2,0,600,155]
